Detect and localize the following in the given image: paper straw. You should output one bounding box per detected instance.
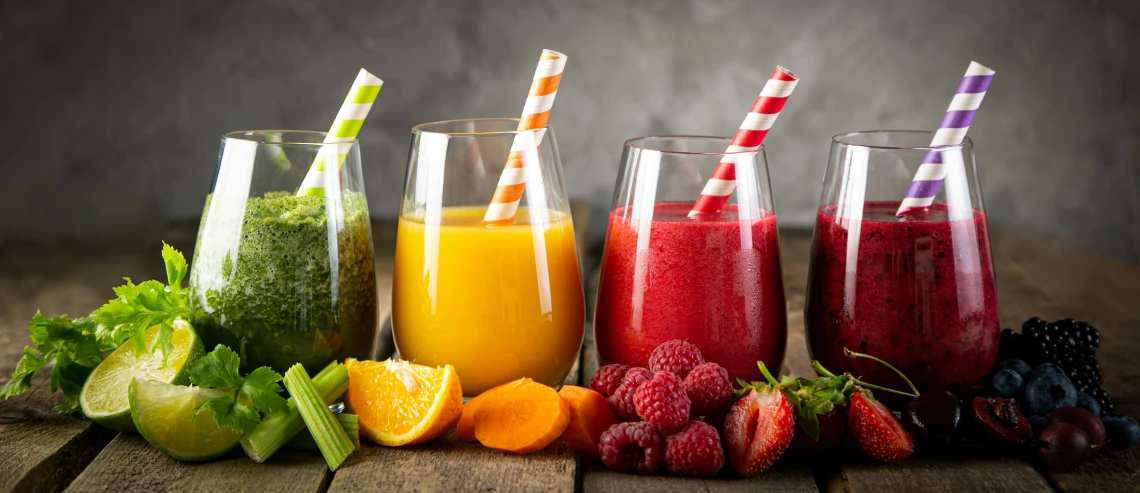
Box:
[483,49,567,223]
[688,66,798,218]
[296,69,383,197]
[896,61,995,216]
[266,133,292,171]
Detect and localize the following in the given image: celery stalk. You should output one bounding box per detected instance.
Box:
[241,361,348,462]
[283,364,354,470]
[287,413,359,451]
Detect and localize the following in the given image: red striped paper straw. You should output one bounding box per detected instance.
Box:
[688,66,798,218]
[483,49,567,224]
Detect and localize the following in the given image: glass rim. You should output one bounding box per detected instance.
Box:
[623,135,766,156]
[222,130,356,147]
[411,118,552,136]
[831,130,974,151]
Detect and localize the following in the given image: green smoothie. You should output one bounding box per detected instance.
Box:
[189,191,377,374]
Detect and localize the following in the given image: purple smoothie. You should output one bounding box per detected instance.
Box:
[805,202,999,400]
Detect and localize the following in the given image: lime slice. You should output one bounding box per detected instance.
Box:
[80,320,204,432]
[129,378,243,461]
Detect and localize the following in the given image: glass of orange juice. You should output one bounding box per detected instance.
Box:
[392,118,585,396]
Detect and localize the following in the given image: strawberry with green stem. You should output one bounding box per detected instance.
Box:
[728,348,919,468]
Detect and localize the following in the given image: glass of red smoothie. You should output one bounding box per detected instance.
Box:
[594,136,787,382]
[805,130,999,401]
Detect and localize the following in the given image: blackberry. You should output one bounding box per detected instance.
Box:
[996,327,1045,365]
[1021,318,1103,387]
[1091,387,1116,416]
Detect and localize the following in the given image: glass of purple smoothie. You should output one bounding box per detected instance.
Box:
[594,136,787,383]
[805,131,999,402]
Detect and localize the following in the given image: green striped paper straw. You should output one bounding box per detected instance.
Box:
[296,69,383,196]
[266,133,292,171]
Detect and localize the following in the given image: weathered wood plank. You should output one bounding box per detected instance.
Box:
[326,327,588,493]
[826,455,1053,492]
[64,434,330,493]
[578,335,819,492]
[0,379,116,493]
[582,465,819,493]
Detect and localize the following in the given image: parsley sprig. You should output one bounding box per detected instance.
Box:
[188,345,289,434]
[0,243,192,412]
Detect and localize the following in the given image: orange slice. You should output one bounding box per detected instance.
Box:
[344,358,463,447]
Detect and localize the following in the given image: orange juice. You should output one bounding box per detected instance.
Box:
[392,206,585,396]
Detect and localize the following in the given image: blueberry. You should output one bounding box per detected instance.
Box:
[1103,416,1140,450]
[1023,372,1078,416]
[1075,393,1102,417]
[990,369,1025,398]
[1028,415,1048,435]
[1029,363,1065,381]
[997,359,1032,377]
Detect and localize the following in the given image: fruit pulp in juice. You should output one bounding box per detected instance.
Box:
[593,203,787,382]
[805,202,999,398]
[393,206,585,396]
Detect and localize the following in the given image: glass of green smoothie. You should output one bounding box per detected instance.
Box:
[189,130,378,375]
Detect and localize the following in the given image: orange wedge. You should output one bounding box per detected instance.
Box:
[344,358,463,447]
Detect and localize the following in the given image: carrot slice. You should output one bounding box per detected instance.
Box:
[474,381,570,454]
[558,385,617,458]
[456,378,531,442]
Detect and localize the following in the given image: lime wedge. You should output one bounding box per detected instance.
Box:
[129,378,243,461]
[80,320,204,432]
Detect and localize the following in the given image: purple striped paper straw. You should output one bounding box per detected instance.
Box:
[896,61,995,216]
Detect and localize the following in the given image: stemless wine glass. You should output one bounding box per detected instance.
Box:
[189,131,378,375]
[593,136,787,383]
[392,119,585,396]
[805,131,999,400]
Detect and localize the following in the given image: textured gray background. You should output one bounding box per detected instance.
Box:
[2,0,1138,262]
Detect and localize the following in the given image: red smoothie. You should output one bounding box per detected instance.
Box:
[594,203,787,382]
[805,202,999,399]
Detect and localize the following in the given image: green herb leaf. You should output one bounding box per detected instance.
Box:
[161,242,188,290]
[94,275,190,359]
[2,313,103,406]
[0,347,46,399]
[241,367,287,416]
[188,345,244,389]
[190,345,287,433]
[194,396,262,435]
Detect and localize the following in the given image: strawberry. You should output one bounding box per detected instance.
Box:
[848,392,915,463]
[723,385,795,477]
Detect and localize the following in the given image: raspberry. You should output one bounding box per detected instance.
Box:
[665,420,725,477]
[609,367,652,421]
[590,364,631,398]
[684,362,734,419]
[634,371,691,432]
[648,340,705,379]
[598,422,663,474]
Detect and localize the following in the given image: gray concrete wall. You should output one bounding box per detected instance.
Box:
[2,0,1138,262]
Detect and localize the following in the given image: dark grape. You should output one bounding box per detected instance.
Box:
[1039,423,1091,471]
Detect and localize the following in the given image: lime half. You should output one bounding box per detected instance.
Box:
[80,320,204,432]
[129,378,243,461]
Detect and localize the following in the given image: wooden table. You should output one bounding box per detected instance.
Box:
[1,222,1138,492]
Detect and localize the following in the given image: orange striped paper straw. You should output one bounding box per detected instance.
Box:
[483,49,567,224]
